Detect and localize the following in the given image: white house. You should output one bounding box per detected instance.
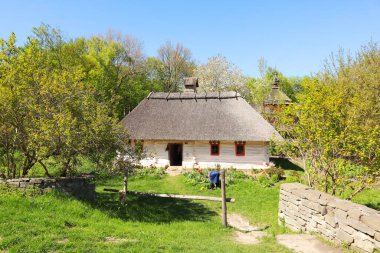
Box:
[120,78,282,170]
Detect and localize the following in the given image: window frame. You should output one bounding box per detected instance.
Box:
[235,142,245,156]
[209,141,220,156]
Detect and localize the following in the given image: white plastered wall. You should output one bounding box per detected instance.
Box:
[139,140,270,170]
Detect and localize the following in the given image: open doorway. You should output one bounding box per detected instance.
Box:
[168,143,183,166]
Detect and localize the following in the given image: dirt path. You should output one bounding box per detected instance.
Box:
[233,231,268,245]
[228,213,267,232]
[276,234,343,253]
[228,213,343,252]
[228,213,269,245]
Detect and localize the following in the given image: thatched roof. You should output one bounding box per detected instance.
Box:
[121,91,282,141]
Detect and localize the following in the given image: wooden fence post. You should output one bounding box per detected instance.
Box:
[221,170,227,227]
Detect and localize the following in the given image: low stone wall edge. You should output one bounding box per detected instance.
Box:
[279,183,380,253]
[2,176,96,200]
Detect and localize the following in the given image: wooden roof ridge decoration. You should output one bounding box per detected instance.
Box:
[121,90,283,142]
[147,91,243,101]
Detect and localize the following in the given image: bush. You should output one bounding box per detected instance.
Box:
[257,174,273,187]
[183,168,249,190]
[266,167,285,179]
[226,168,249,185]
[183,169,210,190]
[285,175,300,183]
[132,167,166,178]
[183,169,210,185]
[270,174,279,183]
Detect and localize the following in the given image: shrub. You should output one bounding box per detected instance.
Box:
[183,169,210,190]
[257,174,272,187]
[183,168,249,190]
[132,167,166,178]
[266,167,285,179]
[270,174,279,183]
[285,175,300,183]
[226,168,249,185]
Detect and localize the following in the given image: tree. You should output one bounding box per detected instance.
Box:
[144,56,166,91]
[114,140,146,204]
[157,41,194,92]
[195,55,247,95]
[246,58,302,105]
[277,43,380,198]
[84,31,164,118]
[0,27,126,178]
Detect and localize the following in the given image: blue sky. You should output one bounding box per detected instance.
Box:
[1,0,379,77]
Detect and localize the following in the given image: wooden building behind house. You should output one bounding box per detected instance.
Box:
[263,73,292,113]
[120,77,283,170]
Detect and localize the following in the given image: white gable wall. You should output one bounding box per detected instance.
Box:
[139,140,270,170]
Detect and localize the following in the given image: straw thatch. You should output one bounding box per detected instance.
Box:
[121,91,282,141]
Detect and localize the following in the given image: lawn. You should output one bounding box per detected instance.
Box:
[1,168,379,253]
[0,174,293,253]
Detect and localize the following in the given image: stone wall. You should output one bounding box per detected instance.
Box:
[279,183,380,253]
[3,177,96,200]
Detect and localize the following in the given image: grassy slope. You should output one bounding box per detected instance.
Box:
[1,170,378,253]
[0,175,293,253]
[352,187,380,211]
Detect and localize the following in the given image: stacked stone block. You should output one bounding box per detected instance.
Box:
[4,177,96,200]
[279,183,380,253]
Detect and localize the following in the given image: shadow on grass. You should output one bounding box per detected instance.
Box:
[270,157,304,172]
[93,191,218,223]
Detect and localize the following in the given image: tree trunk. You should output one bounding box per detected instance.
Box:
[22,161,36,177]
[6,150,10,178]
[12,162,16,179]
[121,168,128,205]
[60,158,71,177]
[302,158,312,187]
[331,173,337,195]
[347,185,366,200]
[22,152,37,177]
[38,160,52,178]
[124,168,128,193]
[22,161,30,177]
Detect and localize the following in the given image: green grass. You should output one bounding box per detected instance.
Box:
[1,165,378,252]
[352,187,380,211]
[0,175,293,253]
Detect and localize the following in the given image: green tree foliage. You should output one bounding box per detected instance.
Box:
[83,31,157,118]
[247,58,302,105]
[278,44,380,198]
[157,41,195,92]
[0,26,126,177]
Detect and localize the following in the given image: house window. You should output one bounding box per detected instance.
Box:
[235,142,245,156]
[210,141,220,156]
